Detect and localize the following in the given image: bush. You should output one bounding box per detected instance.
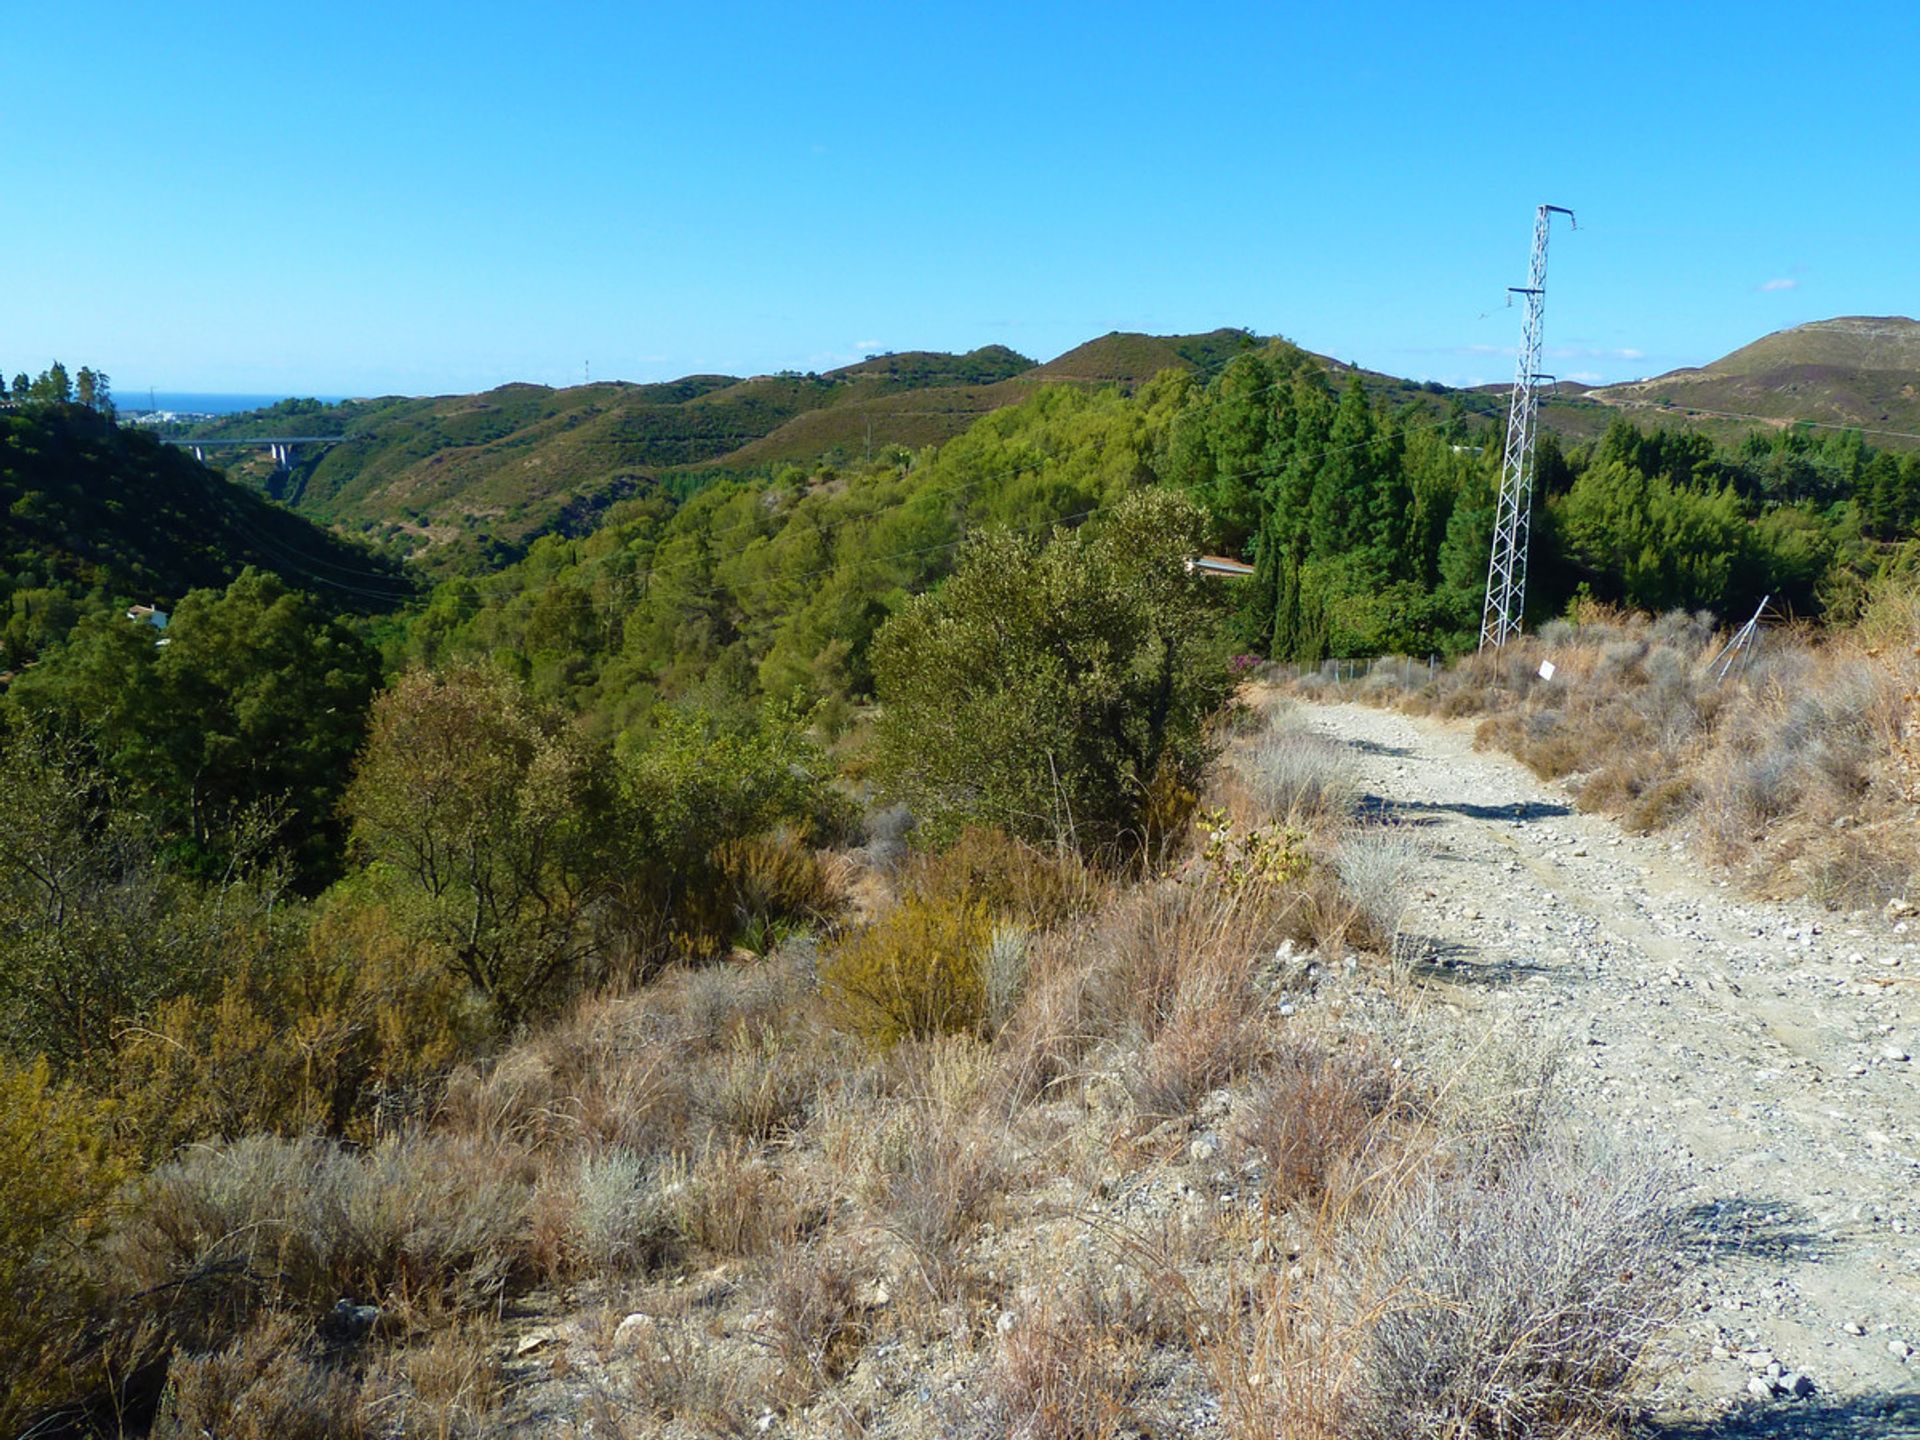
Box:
[1342,1131,1685,1439]
[0,1056,126,1434]
[346,665,613,1026]
[1235,1042,1398,1208]
[113,884,486,1157]
[1332,827,1428,958]
[100,1132,533,1361]
[873,489,1232,858]
[151,1313,367,1440]
[822,892,993,1046]
[1245,719,1358,825]
[905,824,1096,930]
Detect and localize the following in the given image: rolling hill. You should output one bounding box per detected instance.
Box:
[1586,315,1920,445]
[181,332,1276,565]
[182,315,1920,574]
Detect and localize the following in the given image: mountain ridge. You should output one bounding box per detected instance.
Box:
[1588,315,1920,440]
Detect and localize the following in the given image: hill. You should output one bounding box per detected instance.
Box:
[1587,315,1920,446]
[0,403,410,665]
[182,332,1277,565]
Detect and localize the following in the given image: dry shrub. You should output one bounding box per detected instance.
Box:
[151,1312,367,1440]
[1244,720,1359,825]
[699,1019,819,1141]
[100,1132,532,1364]
[981,1301,1141,1440]
[1338,1130,1687,1439]
[1331,827,1428,959]
[762,1241,869,1399]
[1624,774,1696,832]
[876,1112,1003,1305]
[822,891,993,1045]
[567,1147,669,1273]
[906,824,1097,930]
[996,847,1307,1109]
[1237,1042,1399,1210]
[1212,1123,1684,1440]
[1079,879,1290,1119]
[592,1312,771,1437]
[712,827,842,955]
[664,1141,798,1258]
[440,989,689,1157]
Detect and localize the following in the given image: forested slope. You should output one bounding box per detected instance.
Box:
[400,340,1920,735]
[1,403,409,667]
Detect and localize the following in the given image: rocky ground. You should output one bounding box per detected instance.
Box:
[493,699,1920,1438]
[1294,699,1920,1437]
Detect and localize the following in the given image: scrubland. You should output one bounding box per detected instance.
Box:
[7,702,1691,1439]
[1316,587,1920,914]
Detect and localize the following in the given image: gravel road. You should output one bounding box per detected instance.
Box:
[1294,700,1920,1435]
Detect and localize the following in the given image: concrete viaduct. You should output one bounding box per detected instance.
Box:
[166,435,349,471]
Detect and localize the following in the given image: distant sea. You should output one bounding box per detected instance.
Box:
[122,392,348,416]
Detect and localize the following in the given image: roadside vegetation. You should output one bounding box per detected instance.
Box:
[3,343,1915,1433]
[1321,584,1920,910]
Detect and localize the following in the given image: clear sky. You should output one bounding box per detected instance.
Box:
[4,2,1915,397]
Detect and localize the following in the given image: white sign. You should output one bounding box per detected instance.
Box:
[1538,659,1557,681]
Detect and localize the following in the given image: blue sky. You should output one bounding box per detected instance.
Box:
[4,2,1915,396]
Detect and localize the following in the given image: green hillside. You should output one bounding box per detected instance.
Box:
[181,332,1285,565]
[1,402,410,666]
[182,348,1042,561]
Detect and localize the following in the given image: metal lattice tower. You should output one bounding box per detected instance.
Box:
[1480,203,1575,650]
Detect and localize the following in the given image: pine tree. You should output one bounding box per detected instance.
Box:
[1308,375,1375,558]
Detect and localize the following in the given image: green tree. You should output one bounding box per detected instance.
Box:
[346,665,613,1026]
[27,363,71,405]
[872,488,1230,858]
[9,570,381,879]
[1308,375,1376,558]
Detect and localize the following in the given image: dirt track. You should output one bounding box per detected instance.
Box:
[1294,700,1920,1435]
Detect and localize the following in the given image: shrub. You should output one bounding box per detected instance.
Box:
[875,1115,1002,1305]
[872,488,1232,858]
[103,1133,533,1354]
[571,1147,665,1273]
[0,1056,126,1434]
[1244,720,1358,825]
[905,824,1096,931]
[114,885,486,1157]
[982,1301,1140,1440]
[763,1242,868,1399]
[822,892,993,1046]
[346,664,614,1026]
[151,1315,365,1440]
[1341,1131,1686,1439]
[1236,1042,1398,1209]
[1332,827,1429,958]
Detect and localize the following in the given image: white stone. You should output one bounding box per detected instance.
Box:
[612,1312,656,1350]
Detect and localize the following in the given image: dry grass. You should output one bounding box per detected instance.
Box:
[1205,1044,1686,1440]
[1244,715,1360,826]
[28,682,1725,1436]
[979,1300,1142,1440]
[1346,599,1920,911]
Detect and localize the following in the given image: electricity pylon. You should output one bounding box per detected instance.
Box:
[1480,203,1575,650]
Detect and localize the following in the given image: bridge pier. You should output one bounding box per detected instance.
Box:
[191,445,206,462]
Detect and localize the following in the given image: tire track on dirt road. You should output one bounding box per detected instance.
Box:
[1294,699,1920,1433]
